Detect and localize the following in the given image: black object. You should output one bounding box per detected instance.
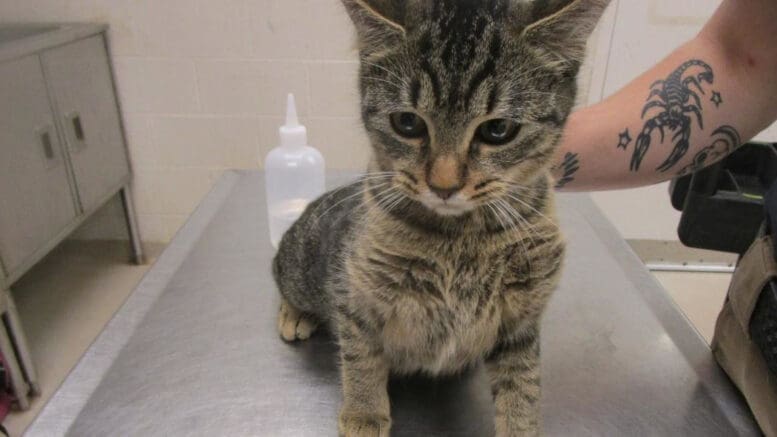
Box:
[750,181,777,377]
[750,280,777,376]
[766,182,777,259]
[670,142,777,254]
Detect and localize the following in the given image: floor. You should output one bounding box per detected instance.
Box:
[629,239,735,343]
[653,271,731,343]
[4,241,161,437]
[2,240,731,435]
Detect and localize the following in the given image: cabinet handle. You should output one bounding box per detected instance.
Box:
[36,124,59,168]
[65,111,87,152]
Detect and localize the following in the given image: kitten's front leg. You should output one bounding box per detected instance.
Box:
[337,312,391,437]
[485,324,541,437]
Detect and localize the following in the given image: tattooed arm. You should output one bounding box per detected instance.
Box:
[553,0,777,191]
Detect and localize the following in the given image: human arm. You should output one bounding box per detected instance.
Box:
[552,0,777,191]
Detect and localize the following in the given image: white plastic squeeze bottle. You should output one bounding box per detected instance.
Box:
[265,93,325,249]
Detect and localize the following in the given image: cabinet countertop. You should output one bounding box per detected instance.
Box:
[0,23,107,64]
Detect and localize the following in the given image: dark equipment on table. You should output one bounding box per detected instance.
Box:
[670,142,777,254]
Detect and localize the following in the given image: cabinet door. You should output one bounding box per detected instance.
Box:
[0,55,78,275]
[42,35,130,212]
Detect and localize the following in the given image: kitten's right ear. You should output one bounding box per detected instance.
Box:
[518,0,610,70]
[341,0,407,52]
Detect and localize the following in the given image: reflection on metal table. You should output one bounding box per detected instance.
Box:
[28,170,759,436]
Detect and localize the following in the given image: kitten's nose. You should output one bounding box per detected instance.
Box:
[428,154,464,201]
[429,185,460,201]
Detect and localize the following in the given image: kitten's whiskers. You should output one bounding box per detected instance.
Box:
[497,198,541,243]
[315,180,392,222]
[361,186,404,222]
[485,203,508,232]
[491,199,534,269]
[505,191,557,227]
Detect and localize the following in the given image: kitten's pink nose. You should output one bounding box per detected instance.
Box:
[428,154,464,201]
[429,185,460,201]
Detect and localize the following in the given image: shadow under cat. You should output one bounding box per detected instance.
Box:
[291,328,496,437]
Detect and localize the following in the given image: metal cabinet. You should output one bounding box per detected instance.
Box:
[41,36,130,213]
[0,55,78,276]
[0,27,143,286]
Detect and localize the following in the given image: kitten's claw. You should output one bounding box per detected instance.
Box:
[294,315,318,340]
[338,412,391,437]
[278,299,318,342]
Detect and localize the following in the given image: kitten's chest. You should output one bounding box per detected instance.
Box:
[360,243,508,306]
[356,244,509,374]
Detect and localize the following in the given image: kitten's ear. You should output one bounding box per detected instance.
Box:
[519,0,610,69]
[341,0,407,52]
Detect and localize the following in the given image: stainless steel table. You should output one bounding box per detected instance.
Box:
[28,170,759,436]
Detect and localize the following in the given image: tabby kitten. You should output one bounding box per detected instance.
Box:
[272,1,607,435]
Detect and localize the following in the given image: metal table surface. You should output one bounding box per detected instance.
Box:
[28,170,759,436]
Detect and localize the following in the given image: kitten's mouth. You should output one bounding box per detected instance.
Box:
[418,192,475,217]
[432,204,472,216]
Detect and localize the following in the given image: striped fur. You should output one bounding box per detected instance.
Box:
[272,1,608,435]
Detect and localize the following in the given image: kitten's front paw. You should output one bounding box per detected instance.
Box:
[495,417,539,437]
[338,411,391,437]
[277,299,318,342]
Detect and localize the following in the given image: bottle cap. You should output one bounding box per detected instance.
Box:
[279,93,307,149]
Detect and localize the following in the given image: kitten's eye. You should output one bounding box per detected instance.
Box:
[477,119,521,146]
[390,112,427,138]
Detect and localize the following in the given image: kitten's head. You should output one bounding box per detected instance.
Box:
[343,0,607,216]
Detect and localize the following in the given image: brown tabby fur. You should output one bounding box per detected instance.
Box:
[272,1,608,435]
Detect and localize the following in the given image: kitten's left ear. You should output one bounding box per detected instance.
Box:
[341,0,408,53]
[520,0,611,69]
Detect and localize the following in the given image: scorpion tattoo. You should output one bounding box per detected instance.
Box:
[623,60,720,172]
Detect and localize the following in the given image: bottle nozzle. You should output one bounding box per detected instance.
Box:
[279,92,307,149]
[285,93,299,127]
